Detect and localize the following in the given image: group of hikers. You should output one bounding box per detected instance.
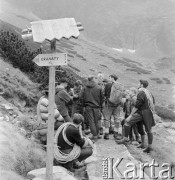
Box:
[33,72,156,174]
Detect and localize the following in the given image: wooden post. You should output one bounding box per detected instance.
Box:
[46,39,56,180]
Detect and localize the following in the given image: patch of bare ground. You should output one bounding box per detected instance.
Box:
[128,121,175,179]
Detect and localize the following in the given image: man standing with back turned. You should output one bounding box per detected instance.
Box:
[103,74,123,140]
[80,75,104,141]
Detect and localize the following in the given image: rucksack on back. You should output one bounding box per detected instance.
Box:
[109,82,123,105]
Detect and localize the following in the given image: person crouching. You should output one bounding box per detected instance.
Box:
[54,113,93,172]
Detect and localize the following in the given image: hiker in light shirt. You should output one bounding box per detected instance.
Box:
[103,74,123,140]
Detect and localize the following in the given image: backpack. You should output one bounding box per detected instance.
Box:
[109,82,123,105]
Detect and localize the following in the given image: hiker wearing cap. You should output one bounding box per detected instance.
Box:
[103,74,124,140]
[80,75,105,141]
[55,78,73,122]
[116,80,155,153]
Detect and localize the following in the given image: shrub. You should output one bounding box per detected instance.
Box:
[0,30,83,105]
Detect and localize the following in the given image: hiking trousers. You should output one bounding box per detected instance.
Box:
[125,113,145,136]
[85,106,101,136]
[103,103,121,129]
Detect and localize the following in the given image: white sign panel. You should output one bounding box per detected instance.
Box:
[31,18,80,43]
[33,53,67,66]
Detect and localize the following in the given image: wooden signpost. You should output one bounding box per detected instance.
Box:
[46,39,56,180]
[22,18,83,180]
[33,53,67,66]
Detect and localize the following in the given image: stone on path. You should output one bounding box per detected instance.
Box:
[27,166,75,180]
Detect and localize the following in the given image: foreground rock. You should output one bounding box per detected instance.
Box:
[27,166,77,180]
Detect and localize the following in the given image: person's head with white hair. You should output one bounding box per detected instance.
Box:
[97,72,104,83]
[130,87,138,97]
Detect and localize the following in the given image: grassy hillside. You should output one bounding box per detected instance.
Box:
[0,121,46,180]
[0,0,175,58]
[0,57,41,110]
[0,1,174,112]
[0,17,174,108]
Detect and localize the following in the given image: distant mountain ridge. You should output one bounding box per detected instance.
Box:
[0,0,175,58]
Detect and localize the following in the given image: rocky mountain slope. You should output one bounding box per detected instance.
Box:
[0,0,175,107]
[0,0,175,58]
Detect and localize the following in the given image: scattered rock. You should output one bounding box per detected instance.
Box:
[1,104,13,110]
[11,119,18,124]
[163,123,171,128]
[13,114,17,118]
[20,128,27,136]
[0,116,4,121]
[9,111,13,115]
[4,115,10,121]
[15,121,22,127]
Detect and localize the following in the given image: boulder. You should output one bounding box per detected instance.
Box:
[85,156,98,164]
[32,174,77,180]
[1,104,13,110]
[27,166,72,180]
[154,114,162,123]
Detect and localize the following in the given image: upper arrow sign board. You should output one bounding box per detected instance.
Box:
[33,53,67,66]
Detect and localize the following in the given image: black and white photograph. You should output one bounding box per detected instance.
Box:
[0,0,175,179]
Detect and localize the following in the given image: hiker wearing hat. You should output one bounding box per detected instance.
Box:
[80,75,105,141]
[55,78,74,122]
[103,74,124,140]
[116,80,156,153]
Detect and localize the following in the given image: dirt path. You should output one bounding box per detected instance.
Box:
[127,121,175,179]
[86,135,150,180]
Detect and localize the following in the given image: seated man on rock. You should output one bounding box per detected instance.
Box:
[54,113,94,171]
[32,87,64,145]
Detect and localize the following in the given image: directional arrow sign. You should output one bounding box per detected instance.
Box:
[33,53,67,66]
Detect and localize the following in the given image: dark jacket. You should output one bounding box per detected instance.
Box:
[55,85,72,117]
[135,91,155,112]
[123,99,132,118]
[135,90,156,130]
[80,80,104,108]
[104,82,112,99]
[57,124,85,150]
